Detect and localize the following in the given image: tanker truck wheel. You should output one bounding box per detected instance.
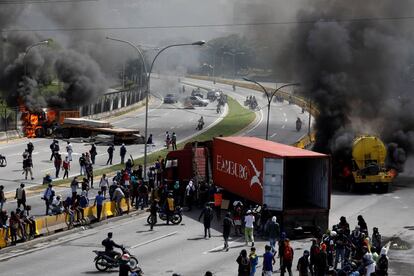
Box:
[379,184,389,194]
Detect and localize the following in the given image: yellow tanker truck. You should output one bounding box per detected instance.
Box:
[348,135,395,192]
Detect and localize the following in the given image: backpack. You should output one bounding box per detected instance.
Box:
[283,245,293,262]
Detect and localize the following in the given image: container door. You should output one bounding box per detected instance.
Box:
[263,158,284,211]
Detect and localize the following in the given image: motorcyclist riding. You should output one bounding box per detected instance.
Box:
[296,117,302,131]
[216,103,221,114]
[102,232,123,260]
[197,116,205,130]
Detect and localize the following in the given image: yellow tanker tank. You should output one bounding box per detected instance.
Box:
[351,135,394,192]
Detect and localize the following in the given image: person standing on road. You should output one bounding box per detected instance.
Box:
[62,156,70,179]
[42,184,54,215]
[185,179,195,211]
[244,210,255,247]
[79,153,86,175]
[266,216,280,253]
[249,247,259,276]
[199,203,214,238]
[54,153,62,178]
[86,163,94,188]
[0,185,5,211]
[372,227,382,254]
[223,212,233,251]
[149,199,159,231]
[15,183,26,210]
[113,184,125,216]
[23,154,34,180]
[171,132,177,150]
[27,141,34,157]
[89,143,97,165]
[165,193,175,225]
[49,140,57,161]
[66,141,73,161]
[120,144,127,164]
[71,177,79,200]
[165,131,171,149]
[297,250,310,276]
[281,239,294,276]
[107,144,115,165]
[236,249,250,276]
[262,245,275,276]
[99,174,109,198]
[94,190,105,222]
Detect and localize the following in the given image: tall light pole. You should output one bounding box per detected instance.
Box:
[23,40,50,77]
[224,51,245,80]
[243,77,300,140]
[107,37,205,180]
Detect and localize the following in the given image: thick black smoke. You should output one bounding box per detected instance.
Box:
[272,1,414,171]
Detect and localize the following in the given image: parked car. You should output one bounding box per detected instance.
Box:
[164,93,178,104]
[187,96,209,107]
[207,89,222,101]
[191,88,204,98]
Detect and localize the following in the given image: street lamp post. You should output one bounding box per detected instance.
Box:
[243,77,300,140]
[107,37,205,180]
[23,40,50,77]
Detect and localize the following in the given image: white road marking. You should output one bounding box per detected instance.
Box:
[284,118,288,122]
[282,125,286,129]
[131,231,178,249]
[270,133,277,138]
[283,113,286,117]
[202,237,242,254]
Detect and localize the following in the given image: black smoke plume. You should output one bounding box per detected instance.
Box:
[272,0,414,171]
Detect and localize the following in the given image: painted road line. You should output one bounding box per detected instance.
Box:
[282,125,286,129]
[270,133,277,138]
[285,118,288,122]
[131,231,178,249]
[202,237,242,254]
[283,113,286,117]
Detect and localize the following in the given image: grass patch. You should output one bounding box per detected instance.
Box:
[38,97,255,188]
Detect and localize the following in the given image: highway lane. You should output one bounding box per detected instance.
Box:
[1,77,223,215]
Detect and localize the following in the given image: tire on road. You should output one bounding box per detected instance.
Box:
[171,214,182,225]
[95,256,109,272]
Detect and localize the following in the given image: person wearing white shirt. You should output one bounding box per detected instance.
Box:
[66,141,73,161]
[244,210,255,246]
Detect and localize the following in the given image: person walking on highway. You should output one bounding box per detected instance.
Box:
[107,144,115,165]
[171,132,177,150]
[223,212,233,251]
[27,141,34,157]
[79,153,86,175]
[62,156,70,179]
[54,153,62,178]
[244,210,255,246]
[15,183,27,210]
[149,199,159,231]
[120,144,127,164]
[49,140,58,161]
[236,249,250,276]
[89,143,97,164]
[94,190,105,221]
[185,179,195,211]
[42,184,54,215]
[266,216,280,253]
[281,239,294,276]
[66,141,73,161]
[99,174,109,198]
[23,154,34,180]
[199,203,214,238]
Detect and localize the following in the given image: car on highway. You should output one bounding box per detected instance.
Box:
[207,89,222,101]
[163,93,178,104]
[191,88,204,98]
[187,96,209,107]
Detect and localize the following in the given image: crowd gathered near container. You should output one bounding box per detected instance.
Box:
[0,140,389,276]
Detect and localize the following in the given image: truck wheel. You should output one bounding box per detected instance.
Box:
[379,184,389,193]
[35,128,45,138]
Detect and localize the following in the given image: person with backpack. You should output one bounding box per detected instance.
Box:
[376,247,388,276]
[297,250,310,276]
[62,156,70,179]
[199,203,214,238]
[236,249,250,276]
[281,239,294,276]
[249,247,259,276]
[106,144,115,165]
[120,144,127,164]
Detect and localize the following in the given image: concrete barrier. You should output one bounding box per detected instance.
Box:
[35,217,48,236]
[45,214,68,234]
[0,228,8,248]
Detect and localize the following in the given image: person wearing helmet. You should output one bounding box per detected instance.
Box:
[102,232,122,261]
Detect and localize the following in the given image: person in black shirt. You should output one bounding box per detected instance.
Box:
[102,232,122,260]
[297,250,310,276]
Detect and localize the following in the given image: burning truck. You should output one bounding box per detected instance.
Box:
[20,107,144,144]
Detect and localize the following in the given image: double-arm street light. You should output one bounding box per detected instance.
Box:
[107,36,205,180]
[243,77,300,140]
[23,39,50,77]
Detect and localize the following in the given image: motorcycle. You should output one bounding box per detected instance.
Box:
[93,246,139,272]
[147,206,183,225]
[0,154,6,167]
[216,105,221,114]
[196,121,204,130]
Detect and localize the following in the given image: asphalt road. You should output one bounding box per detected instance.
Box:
[1,78,413,275]
[1,77,223,215]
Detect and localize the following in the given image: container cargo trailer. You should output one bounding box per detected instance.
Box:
[163,136,331,235]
